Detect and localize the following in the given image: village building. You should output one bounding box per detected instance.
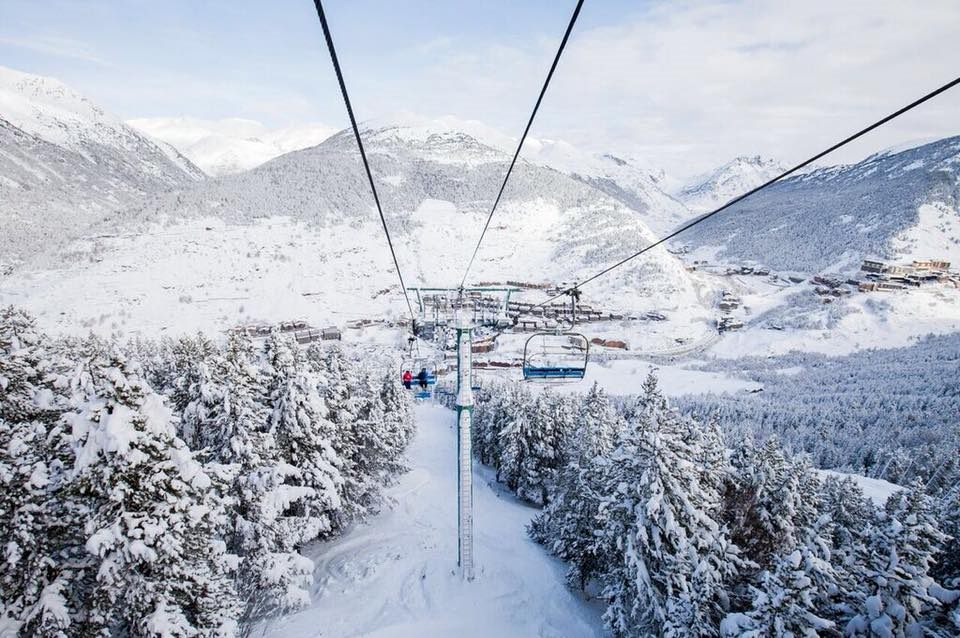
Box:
[912,259,951,270]
[861,259,886,273]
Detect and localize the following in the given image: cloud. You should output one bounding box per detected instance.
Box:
[378,0,960,179]
[0,34,108,65]
[9,0,956,181]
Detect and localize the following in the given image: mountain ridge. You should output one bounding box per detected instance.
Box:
[677,155,786,213]
[128,116,337,176]
[680,137,960,273]
[0,66,205,266]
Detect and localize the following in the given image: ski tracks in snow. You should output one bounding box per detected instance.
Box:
[262,403,603,638]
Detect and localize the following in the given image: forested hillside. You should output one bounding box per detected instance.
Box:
[0,307,414,636]
[681,137,960,273]
[459,378,960,637]
[677,333,960,492]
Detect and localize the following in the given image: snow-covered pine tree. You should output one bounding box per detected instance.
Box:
[846,481,949,637]
[201,331,267,464]
[349,371,412,494]
[378,369,415,453]
[725,439,808,572]
[0,306,60,424]
[308,344,371,524]
[820,475,875,621]
[203,333,319,627]
[0,415,83,636]
[639,371,668,412]
[530,382,624,590]
[579,382,619,455]
[678,409,729,519]
[63,338,241,636]
[591,401,739,637]
[0,309,85,635]
[932,483,959,586]
[931,485,960,635]
[265,331,343,541]
[722,523,838,638]
[169,334,218,409]
[125,335,175,398]
[497,389,565,504]
[473,382,510,467]
[546,392,578,459]
[723,466,839,637]
[495,383,535,492]
[174,334,224,450]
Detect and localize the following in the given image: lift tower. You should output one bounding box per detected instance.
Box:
[454,310,475,580]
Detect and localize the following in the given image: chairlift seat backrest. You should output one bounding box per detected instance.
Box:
[522,332,589,383]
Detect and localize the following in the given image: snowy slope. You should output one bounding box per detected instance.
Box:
[157,116,696,299]
[128,116,337,176]
[0,66,203,265]
[364,115,693,234]
[260,403,602,638]
[680,138,960,273]
[30,118,702,325]
[677,155,785,213]
[816,470,902,506]
[0,66,202,180]
[0,116,713,339]
[521,137,692,235]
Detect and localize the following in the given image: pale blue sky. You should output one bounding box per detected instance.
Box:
[2,0,958,177]
[0,0,643,123]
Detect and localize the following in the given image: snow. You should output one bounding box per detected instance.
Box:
[890,202,960,265]
[0,217,409,337]
[524,358,760,397]
[259,403,602,638]
[710,285,960,358]
[32,579,72,629]
[676,155,785,213]
[361,113,518,153]
[0,65,202,180]
[128,116,337,176]
[816,470,902,506]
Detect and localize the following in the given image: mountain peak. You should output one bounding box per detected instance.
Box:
[128,115,339,176]
[0,65,204,264]
[677,154,786,213]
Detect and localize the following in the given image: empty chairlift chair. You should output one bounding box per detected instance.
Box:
[522,332,589,381]
[522,287,590,382]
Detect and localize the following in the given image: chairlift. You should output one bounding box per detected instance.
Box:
[401,336,439,398]
[522,287,590,382]
[522,332,589,381]
[402,359,436,399]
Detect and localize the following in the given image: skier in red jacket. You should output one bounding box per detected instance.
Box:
[402,369,413,390]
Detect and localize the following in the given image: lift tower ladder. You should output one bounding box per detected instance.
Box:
[455,312,475,580]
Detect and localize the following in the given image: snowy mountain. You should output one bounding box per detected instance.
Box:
[3,117,713,338]
[680,137,960,273]
[359,115,693,234]
[677,155,786,213]
[520,138,691,235]
[136,119,701,300]
[0,66,203,265]
[128,116,337,176]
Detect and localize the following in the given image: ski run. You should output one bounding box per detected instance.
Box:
[259,403,603,638]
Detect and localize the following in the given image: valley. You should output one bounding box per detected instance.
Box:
[1,61,958,638]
